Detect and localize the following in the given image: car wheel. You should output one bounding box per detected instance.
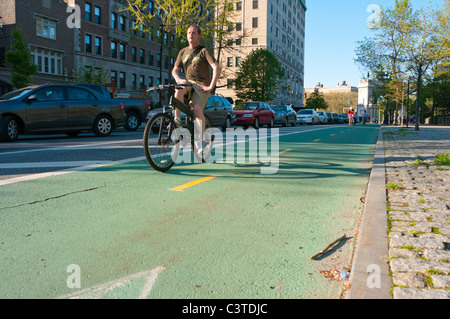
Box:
[1,115,20,142]
[93,114,113,137]
[253,117,259,129]
[223,117,231,130]
[283,118,288,127]
[125,111,140,131]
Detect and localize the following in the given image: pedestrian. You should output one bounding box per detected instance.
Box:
[363,110,367,125]
[171,24,221,157]
[348,107,355,126]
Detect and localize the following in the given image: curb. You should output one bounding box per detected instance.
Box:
[346,127,392,299]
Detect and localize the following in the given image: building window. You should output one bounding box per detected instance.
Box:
[94,6,101,24]
[140,49,145,64]
[148,51,154,66]
[95,36,102,55]
[85,34,92,53]
[119,72,125,88]
[31,48,63,75]
[85,3,92,21]
[140,75,145,89]
[227,57,233,67]
[252,38,258,45]
[119,43,126,60]
[111,70,117,84]
[227,79,234,89]
[236,1,242,10]
[235,56,242,67]
[236,22,242,31]
[36,17,56,40]
[111,42,117,58]
[148,76,154,87]
[157,53,161,68]
[132,73,137,89]
[253,0,258,9]
[132,47,137,62]
[252,17,258,28]
[111,12,117,29]
[119,16,126,31]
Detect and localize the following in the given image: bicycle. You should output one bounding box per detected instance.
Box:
[143,83,215,172]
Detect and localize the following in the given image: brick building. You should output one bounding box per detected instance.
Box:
[0,0,171,99]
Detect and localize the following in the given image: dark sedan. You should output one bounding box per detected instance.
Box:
[0,84,126,142]
[271,105,297,126]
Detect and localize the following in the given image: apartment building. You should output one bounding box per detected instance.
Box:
[215,0,307,107]
[0,0,173,97]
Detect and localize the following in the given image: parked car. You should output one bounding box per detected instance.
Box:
[331,113,341,124]
[326,112,334,124]
[316,111,328,124]
[0,84,126,142]
[340,113,349,124]
[145,94,235,130]
[296,109,319,125]
[233,101,275,129]
[77,83,151,131]
[270,105,297,126]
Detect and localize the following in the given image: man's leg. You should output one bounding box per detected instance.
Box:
[174,88,187,126]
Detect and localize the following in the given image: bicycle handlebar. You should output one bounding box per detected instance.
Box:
[146,83,193,93]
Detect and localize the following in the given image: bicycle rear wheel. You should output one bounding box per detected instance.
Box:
[143,113,179,172]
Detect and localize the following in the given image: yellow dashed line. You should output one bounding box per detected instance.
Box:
[170,175,219,191]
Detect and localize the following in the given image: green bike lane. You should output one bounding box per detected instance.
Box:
[0,125,379,299]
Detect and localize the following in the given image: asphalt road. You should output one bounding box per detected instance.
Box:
[0,123,379,299]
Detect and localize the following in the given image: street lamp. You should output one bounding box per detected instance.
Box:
[406,76,414,128]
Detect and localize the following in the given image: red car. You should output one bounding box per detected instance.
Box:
[233,101,275,129]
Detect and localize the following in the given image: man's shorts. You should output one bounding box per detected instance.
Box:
[186,81,210,109]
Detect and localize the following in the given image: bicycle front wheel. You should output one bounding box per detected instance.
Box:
[143,113,179,172]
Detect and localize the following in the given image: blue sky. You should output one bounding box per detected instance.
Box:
[303,0,443,89]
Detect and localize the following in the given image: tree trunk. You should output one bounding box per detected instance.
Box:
[414,65,423,131]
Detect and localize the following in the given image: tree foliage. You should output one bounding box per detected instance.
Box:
[354,0,449,129]
[5,29,38,88]
[234,49,284,102]
[305,89,328,110]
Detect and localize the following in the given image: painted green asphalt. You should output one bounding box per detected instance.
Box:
[0,125,380,299]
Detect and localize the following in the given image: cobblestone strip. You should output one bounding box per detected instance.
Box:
[383,126,450,299]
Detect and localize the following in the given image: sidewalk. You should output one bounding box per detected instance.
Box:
[347,124,450,299]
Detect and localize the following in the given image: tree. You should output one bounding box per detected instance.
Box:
[354,0,449,130]
[5,28,38,88]
[234,48,284,102]
[305,89,328,110]
[72,63,110,84]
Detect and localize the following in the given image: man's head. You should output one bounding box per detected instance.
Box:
[187,24,201,47]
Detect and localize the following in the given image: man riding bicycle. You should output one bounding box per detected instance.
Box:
[171,24,221,157]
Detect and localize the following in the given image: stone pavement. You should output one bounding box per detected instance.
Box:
[383,125,450,298]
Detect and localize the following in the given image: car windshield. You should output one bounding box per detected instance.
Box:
[271,105,287,111]
[0,88,33,100]
[235,102,258,110]
[299,109,313,114]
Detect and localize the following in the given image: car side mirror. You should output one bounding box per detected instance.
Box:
[27,95,38,103]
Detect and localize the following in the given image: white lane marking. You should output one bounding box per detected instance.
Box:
[57,266,165,299]
[0,161,112,169]
[0,139,140,156]
[0,156,145,186]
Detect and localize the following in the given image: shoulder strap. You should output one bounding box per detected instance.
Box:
[183,45,204,71]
